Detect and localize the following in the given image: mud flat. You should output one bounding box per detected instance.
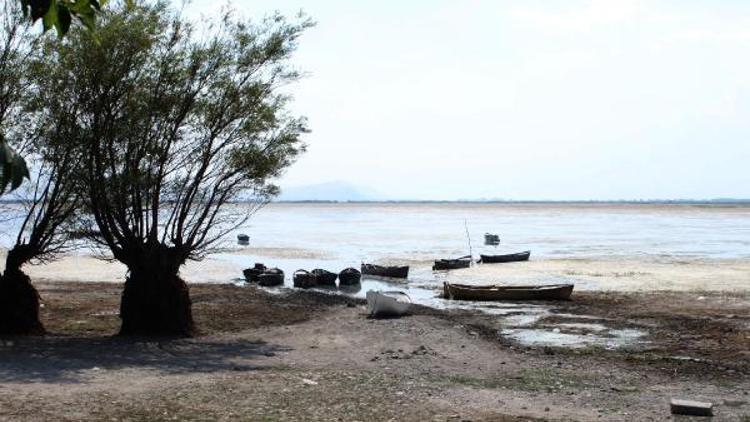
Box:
[0,281,749,421]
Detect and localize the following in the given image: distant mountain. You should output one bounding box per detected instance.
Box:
[277,181,380,202]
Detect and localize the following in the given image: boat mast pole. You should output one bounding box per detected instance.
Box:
[464,219,473,266]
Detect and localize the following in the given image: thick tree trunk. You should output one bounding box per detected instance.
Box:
[0,268,44,335]
[119,249,194,336]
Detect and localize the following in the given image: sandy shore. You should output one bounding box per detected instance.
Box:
[13,251,750,292]
[0,281,749,421]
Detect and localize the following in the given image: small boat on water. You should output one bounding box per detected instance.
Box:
[478,250,531,263]
[311,269,338,286]
[258,268,284,286]
[361,263,409,279]
[242,263,267,283]
[484,233,500,245]
[432,255,471,271]
[338,267,362,286]
[443,282,574,301]
[293,269,316,289]
[237,234,250,245]
[366,290,412,318]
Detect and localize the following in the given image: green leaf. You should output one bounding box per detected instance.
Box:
[42,0,58,32]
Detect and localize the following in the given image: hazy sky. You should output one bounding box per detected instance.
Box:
[189,0,750,200]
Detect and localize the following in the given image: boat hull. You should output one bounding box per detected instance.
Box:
[311,269,338,286]
[338,268,362,286]
[366,290,412,317]
[432,259,471,271]
[443,282,573,301]
[258,268,284,287]
[361,264,409,279]
[478,251,531,263]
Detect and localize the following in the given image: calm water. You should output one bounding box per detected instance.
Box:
[226,202,750,260]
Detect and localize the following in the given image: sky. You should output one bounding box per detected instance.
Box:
[188,0,750,200]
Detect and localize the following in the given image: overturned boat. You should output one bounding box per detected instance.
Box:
[478,250,531,263]
[432,255,471,271]
[361,263,409,279]
[443,282,573,301]
[338,267,362,286]
[366,290,412,318]
[242,263,267,283]
[311,269,338,286]
[293,269,316,289]
[258,268,284,287]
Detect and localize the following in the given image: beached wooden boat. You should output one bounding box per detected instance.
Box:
[338,267,362,285]
[361,263,409,279]
[293,269,316,289]
[478,250,531,263]
[242,263,267,283]
[311,269,338,286]
[366,290,412,317]
[443,282,573,301]
[237,234,250,245]
[258,268,284,286]
[432,255,471,271]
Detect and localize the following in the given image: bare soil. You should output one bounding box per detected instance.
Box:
[0,282,749,421]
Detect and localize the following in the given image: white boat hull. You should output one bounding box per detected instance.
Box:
[366,290,412,317]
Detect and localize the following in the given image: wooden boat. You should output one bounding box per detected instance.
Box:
[478,250,530,263]
[242,263,267,283]
[311,269,338,286]
[366,290,412,317]
[432,255,471,271]
[338,267,362,286]
[484,233,500,245]
[293,269,316,289]
[361,263,409,279]
[443,282,573,301]
[237,234,250,245]
[258,268,284,286]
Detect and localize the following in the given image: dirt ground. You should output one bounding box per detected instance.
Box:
[0,282,749,421]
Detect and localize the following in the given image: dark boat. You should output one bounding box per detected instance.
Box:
[443,282,574,301]
[484,233,500,245]
[258,268,284,286]
[293,269,316,289]
[311,269,338,286]
[478,250,531,263]
[242,263,267,283]
[361,263,409,279]
[432,255,471,271]
[237,234,250,245]
[338,267,362,285]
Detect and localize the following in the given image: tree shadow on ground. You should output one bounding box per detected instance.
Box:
[0,336,289,384]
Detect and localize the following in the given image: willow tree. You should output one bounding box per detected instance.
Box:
[38,3,309,335]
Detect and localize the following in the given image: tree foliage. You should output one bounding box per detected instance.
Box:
[20,0,109,37]
[37,2,310,335]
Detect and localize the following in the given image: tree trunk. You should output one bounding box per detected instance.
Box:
[0,267,44,335]
[119,248,194,336]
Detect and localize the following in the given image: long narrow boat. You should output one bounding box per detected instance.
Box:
[361,263,409,279]
[366,290,412,317]
[443,282,573,301]
[432,255,471,271]
[478,250,531,263]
